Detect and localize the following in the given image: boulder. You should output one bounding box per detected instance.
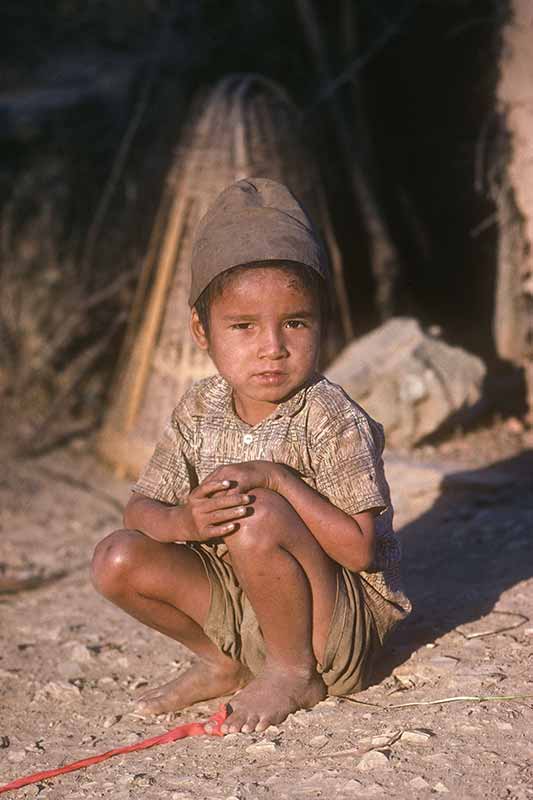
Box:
[326,317,486,445]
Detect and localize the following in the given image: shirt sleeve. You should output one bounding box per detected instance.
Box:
[132,412,193,505]
[314,409,390,516]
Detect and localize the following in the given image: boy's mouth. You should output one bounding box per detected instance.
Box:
[254,370,287,384]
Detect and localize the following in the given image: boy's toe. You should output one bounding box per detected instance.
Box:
[241,714,260,734]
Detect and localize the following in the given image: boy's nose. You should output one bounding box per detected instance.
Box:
[258,327,288,359]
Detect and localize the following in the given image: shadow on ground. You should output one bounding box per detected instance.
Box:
[374,449,533,682]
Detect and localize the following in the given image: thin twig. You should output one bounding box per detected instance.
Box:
[456,610,529,640]
[340,692,533,710]
[390,694,533,709]
[305,0,419,114]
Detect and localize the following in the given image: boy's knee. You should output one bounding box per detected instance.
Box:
[91,529,144,596]
[226,488,292,552]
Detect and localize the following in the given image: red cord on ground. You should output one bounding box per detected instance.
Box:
[0,705,228,795]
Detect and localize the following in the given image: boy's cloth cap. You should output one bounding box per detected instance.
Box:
[189,177,328,306]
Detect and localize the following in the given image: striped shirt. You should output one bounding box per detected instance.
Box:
[133,374,411,635]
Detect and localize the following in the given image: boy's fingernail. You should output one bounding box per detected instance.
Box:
[222,480,230,486]
[243,495,250,502]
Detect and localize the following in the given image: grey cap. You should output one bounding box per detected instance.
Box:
[189,177,328,306]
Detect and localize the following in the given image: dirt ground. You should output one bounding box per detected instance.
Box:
[1,423,533,800]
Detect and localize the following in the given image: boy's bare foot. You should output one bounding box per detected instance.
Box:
[136,660,251,715]
[212,666,326,734]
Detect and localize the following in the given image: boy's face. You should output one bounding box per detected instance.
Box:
[191,266,321,425]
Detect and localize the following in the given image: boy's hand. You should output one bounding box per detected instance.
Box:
[182,479,253,542]
[205,461,282,495]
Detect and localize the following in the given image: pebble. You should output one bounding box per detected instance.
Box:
[102,714,122,729]
[400,729,433,744]
[429,655,459,669]
[7,749,26,763]
[245,740,278,754]
[31,681,80,704]
[223,733,241,743]
[309,734,330,748]
[65,642,92,663]
[495,721,513,731]
[409,776,430,790]
[342,779,364,793]
[356,749,391,771]
[371,734,394,747]
[57,660,83,681]
[433,782,450,793]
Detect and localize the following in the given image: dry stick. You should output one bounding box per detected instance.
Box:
[16,271,135,398]
[79,60,158,282]
[123,195,193,433]
[340,693,533,710]
[23,313,127,451]
[456,610,528,640]
[296,0,402,320]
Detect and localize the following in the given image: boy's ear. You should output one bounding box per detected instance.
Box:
[190,308,209,350]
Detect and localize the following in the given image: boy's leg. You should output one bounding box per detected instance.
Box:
[91,531,251,713]
[215,488,339,734]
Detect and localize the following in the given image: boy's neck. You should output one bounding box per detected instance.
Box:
[232,393,279,426]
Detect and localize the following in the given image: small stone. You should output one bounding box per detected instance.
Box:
[66,642,92,663]
[356,749,391,771]
[429,655,459,669]
[343,779,364,793]
[400,729,433,744]
[495,721,513,731]
[31,681,80,705]
[409,776,430,790]
[309,734,329,747]
[7,749,26,763]
[103,714,122,729]
[265,725,281,735]
[433,782,449,793]
[371,734,393,747]
[222,733,240,743]
[245,740,277,754]
[57,661,83,681]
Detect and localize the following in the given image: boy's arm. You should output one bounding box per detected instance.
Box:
[206,461,376,573]
[272,464,377,573]
[123,481,253,543]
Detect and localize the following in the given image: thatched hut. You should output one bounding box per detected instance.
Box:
[97,74,351,477]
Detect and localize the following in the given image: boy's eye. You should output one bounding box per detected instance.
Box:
[285,319,307,329]
[231,322,254,330]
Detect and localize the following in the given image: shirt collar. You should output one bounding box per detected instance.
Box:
[212,374,320,426]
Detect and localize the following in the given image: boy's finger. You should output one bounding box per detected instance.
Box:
[205,493,251,511]
[194,479,231,498]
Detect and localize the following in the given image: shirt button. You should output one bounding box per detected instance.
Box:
[243,433,253,445]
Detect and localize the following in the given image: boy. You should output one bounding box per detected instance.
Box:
[91,178,410,734]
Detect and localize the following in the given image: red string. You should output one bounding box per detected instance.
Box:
[0,706,228,795]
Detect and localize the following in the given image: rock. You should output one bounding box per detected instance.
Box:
[409,776,430,789]
[356,749,391,771]
[326,318,486,445]
[31,681,80,705]
[245,740,278,755]
[400,729,434,744]
[309,734,330,747]
[371,734,394,747]
[343,779,364,793]
[433,782,450,793]
[7,749,26,763]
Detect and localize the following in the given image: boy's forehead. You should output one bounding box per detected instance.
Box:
[214,266,318,309]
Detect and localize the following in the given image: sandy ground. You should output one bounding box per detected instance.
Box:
[1,427,533,800]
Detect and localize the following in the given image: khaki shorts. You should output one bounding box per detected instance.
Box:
[191,543,396,696]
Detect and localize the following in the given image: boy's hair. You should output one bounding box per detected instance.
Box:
[194,261,330,337]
